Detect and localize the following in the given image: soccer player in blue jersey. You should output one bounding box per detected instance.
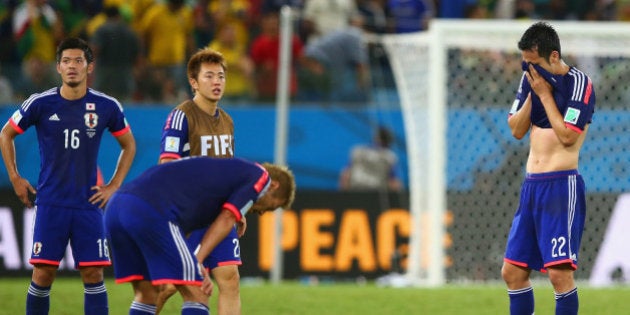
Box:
[103,157,295,315]
[503,22,595,315]
[0,37,136,315]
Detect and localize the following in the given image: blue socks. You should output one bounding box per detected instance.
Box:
[508,286,578,315]
[84,281,109,315]
[507,286,534,315]
[182,301,210,314]
[130,301,157,314]
[555,287,578,315]
[129,301,209,314]
[26,281,51,315]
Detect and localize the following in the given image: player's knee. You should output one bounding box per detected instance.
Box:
[177,285,208,304]
[32,264,58,286]
[215,268,241,293]
[79,266,105,283]
[501,262,528,287]
[160,284,178,298]
[134,281,160,304]
[547,265,575,291]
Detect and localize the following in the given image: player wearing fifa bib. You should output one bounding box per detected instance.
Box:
[0,38,136,315]
[502,22,595,315]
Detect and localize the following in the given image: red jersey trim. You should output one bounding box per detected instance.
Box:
[217,260,243,267]
[565,123,583,133]
[111,125,131,137]
[9,119,24,134]
[78,261,112,267]
[152,279,202,286]
[159,152,182,160]
[584,79,593,104]
[253,167,269,193]
[223,204,242,221]
[503,258,527,268]
[116,275,144,283]
[503,258,546,273]
[29,258,60,266]
[544,259,577,270]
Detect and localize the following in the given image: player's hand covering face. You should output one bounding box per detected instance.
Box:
[521,61,562,89]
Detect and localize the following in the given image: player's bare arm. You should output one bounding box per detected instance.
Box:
[0,124,36,207]
[196,210,238,264]
[90,131,136,208]
[236,216,247,237]
[508,92,533,140]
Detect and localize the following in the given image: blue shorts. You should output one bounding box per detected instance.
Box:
[186,227,242,270]
[30,204,110,268]
[104,193,203,285]
[504,170,586,272]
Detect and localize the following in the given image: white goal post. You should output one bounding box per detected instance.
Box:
[380,19,630,286]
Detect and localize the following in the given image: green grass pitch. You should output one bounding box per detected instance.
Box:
[0,277,628,314]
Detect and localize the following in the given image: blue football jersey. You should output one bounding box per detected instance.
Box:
[8,87,131,209]
[115,157,271,233]
[510,63,595,132]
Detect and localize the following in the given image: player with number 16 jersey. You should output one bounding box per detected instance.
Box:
[0,37,136,315]
[9,87,131,210]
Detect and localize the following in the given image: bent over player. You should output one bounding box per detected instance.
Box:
[502,22,595,315]
[104,157,295,315]
[156,49,240,314]
[0,37,136,314]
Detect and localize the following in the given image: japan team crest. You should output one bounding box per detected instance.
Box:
[85,113,99,129]
[33,242,42,255]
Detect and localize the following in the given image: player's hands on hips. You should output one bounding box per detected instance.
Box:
[237,216,247,237]
[11,176,36,207]
[90,184,116,208]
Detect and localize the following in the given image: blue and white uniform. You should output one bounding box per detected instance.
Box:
[104,157,270,285]
[504,64,595,271]
[8,87,131,267]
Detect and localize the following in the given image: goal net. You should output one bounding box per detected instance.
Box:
[376,20,630,285]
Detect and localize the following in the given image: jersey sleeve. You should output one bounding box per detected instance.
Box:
[107,100,131,137]
[8,94,41,134]
[159,109,190,160]
[509,73,530,117]
[222,164,271,221]
[563,69,595,133]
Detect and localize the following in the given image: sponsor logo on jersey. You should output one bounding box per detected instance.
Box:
[33,242,42,255]
[564,108,580,124]
[11,110,23,124]
[48,113,60,121]
[165,136,180,152]
[86,103,95,111]
[84,113,98,129]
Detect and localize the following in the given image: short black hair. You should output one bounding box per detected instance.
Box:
[56,37,94,64]
[376,126,394,148]
[517,21,561,61]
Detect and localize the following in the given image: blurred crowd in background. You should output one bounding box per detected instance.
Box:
[1,0,629,106]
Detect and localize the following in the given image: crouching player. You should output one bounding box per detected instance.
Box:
[104,157,295,314]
